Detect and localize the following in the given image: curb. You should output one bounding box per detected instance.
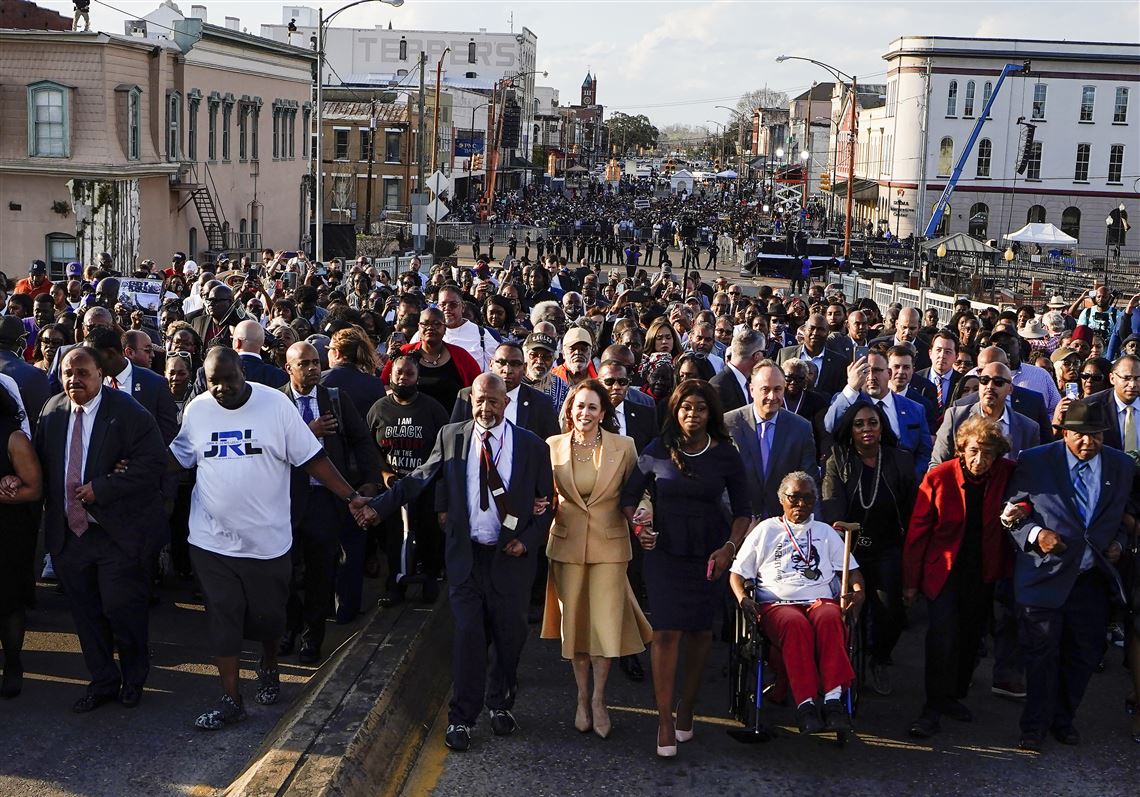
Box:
[222,600,452,797]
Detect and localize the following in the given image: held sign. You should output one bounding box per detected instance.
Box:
[118,278,164,314]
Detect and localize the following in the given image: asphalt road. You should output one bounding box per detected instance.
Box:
[0,572,387,797]
[403,601,1140,797]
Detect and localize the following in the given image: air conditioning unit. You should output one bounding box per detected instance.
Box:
[125,20,148,37]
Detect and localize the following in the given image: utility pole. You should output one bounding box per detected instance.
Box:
[413,51,426,251]
[363,100,376,233]
[431,47,450,173]
[843,76,857,260]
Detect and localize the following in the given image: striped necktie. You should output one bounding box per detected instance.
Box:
[1072,461,1091,524]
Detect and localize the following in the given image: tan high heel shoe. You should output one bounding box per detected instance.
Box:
[574,702,592,733]
[592,699,611,739]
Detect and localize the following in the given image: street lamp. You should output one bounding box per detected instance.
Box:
[776,54,857,260]
[314,0,405,262]
[467,100,490,202]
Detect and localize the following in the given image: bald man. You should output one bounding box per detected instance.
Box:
[931,362,1040,464]
[190,319,287,396]
[953,346,1052,442]
[870,307,931,370]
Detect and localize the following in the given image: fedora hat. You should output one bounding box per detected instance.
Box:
[1058,399,1110,434]
[1018,319,1048,340]
[1046,294,1067,309]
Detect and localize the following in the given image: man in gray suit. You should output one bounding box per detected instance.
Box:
[932,362,1040,464]
[725,360,818,520]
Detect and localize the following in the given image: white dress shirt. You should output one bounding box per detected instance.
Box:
[614,401,627,436]
[505,384,520,426]
[971,402,1010,439]
[105,360,133,393]
[467,420,514,544]
[64,388,103,522]
[1114,393,1139,451]
[727,362,749,400]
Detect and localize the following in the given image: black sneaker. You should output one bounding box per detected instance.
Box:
[195,694,247,731]
[489,709,518,736]
[255,660,281,706]
[444,723,471,751]
[795,701,824,734]
[823,699,851,732]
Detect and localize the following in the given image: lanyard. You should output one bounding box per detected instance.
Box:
[779,517,812,563]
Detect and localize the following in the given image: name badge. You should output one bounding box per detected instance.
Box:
[492,487,506,497]
[503,514,518,531]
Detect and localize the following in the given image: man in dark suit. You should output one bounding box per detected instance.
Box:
[85,327,179,444]
[1078,353,1140,452]
[451,341,559,440]
[0,316,48,431]
[710,328,765,413]
[279,342,381,663]
[1004,400,1132,750]
[190,320,287,396]
[826,309,870,363]
[48,306,116,395]
[725,361,818,520]
[361,374,554,752]
[885,343,938,422]
[954,346,1053,442]
[917,331,962,430]
[599,361,656,454]
[869,307,931,371]
[34,346,167,712]
[189,283,244,351]
[777,313,848,397]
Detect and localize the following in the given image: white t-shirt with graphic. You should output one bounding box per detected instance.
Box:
[731,516,858,604]
[171,383,323,559]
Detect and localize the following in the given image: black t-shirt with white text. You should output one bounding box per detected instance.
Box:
[366,392,449,476]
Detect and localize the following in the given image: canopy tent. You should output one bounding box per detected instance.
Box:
[1003,223,1077,246]
[920,232,1000,255]
[715,169,738,179]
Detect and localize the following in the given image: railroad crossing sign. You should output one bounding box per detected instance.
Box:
[425,197,449,222]
[426,170,448,196]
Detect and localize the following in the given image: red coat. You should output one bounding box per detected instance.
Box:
[379,341,482,386]
[903,456,1015,600]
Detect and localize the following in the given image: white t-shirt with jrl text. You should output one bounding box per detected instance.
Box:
[170,383,324,559]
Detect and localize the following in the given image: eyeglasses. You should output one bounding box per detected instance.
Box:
[166,350,192,362]
[492,358,524,368]
[602,377,630,387]
[977,375,1010,387]
[783,374,804,383]
[418,321,443,329]
[781,492,815,505]
[439,300,462,310]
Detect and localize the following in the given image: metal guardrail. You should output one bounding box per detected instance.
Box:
[827,271,997,322]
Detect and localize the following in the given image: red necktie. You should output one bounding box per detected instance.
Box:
[65,407,89,536]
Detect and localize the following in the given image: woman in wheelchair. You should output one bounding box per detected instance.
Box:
[730,471,865,735]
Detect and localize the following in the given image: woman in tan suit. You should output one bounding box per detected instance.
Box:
[542,379,653,739]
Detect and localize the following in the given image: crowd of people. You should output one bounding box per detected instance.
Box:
[0,209,1138,760]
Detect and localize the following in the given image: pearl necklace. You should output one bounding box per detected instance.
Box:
[572,429,601,462]
[680,433,712,457]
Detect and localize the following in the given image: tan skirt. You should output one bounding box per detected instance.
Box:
[541,560,654,659]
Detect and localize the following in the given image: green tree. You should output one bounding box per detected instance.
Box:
[605,112,659,154]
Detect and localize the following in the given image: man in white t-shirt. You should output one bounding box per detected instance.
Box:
[171,347,369,731]
[729,471,864,736]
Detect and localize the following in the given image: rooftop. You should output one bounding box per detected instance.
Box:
[322,101,409,123]
[792,82,835,102]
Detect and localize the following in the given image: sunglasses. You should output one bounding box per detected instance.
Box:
[781,492,814,505]
[1079,372,1104,381]
[166,350,192,362]
[977,375,1010,387]
[492,358,524,368]
[602,377,630,387]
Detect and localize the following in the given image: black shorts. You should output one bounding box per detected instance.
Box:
[190,545,291,657]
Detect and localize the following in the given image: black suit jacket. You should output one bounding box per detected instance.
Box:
[620,400,657,454]
[0,349,49,432]
[320,365,387,417]
[278,383,381,523]
[710,365,749,413]
[954,386,1052,443]
[124,364,180,444]
[450,383,560,441]
[34,387,167,558]
[776,345,848,397]
[370,420,554,588]
[917,367,961,427]
[1080,389,1125,450]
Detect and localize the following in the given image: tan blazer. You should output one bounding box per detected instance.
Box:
[546,430,640,565]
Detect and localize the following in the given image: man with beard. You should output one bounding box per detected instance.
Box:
[367,352,450,607]
[931,361,1039,464]
[190,284,244,352]
[551,327,597,388]
[522,328,567,411]
[562,292,585,323]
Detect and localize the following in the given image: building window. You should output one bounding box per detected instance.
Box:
[187,96,200,161]
[251,105,260,160]
[385,130,401,162]
[127,88,141,161]
[1027,205,1046,224]
[1108,207,1128,245]
[27,81,69,157]
[982,81,992,117]
[1025,141,1042,180]
[272,107,281,159]
[1031,83,1047,119]
[222,101,233,160]
[360,128,372,161]
[1079,86,1095,122]
[968,202,988,239]
[1107,144,1124,183]
[208,101,218,160]
[399,38,407,61]
[288,109,296,158]
[1061,207,1081,241]
[334,128,349,160]
[238,105,248,161]
[46,232,76,276]
[1114,87,1129,123]
[937,136,953,176]
[383,177,400,210]
[963,81,975,117]
[166,91,181,160]
[468,41,476,64]
[331,175,353,214]
[945,80,957,116]
[976,138,991,177]
[1073,143,1090,182]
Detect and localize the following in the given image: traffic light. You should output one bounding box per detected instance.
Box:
[472,153,484,171]
[819,171,831,191]
[713,158,721,172]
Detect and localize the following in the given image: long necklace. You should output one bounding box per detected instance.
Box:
[854,448,882,510]
[680,433,712,457]
[572,429,602,462]
[420,345,444,366]
[784,392,804,414]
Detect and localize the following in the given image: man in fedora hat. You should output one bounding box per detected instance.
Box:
[1003,399,1133,751]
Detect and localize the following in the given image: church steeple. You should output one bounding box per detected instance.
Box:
[581,70,596,106]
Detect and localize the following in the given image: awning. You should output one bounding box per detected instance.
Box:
[828,177,878,201]
[920,232,1000,255]
[1003,222,1078,246]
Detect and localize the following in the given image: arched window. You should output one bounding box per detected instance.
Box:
[946,80,958,116]
[982,81,993,116]
[964,81,976,117]
[976,138,992,177]
[27,81,70,157]
[1061,207,1081,241]
[1027,205,1046,224]
[968,202,989,239]
[938,137,953,176]
[398,38,407,61]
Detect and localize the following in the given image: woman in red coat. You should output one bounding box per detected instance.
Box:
[902,415,1015,739]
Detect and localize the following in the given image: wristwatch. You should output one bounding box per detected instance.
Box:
[344,490,362,504]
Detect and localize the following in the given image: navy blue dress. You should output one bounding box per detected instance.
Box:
[621,438,751,631]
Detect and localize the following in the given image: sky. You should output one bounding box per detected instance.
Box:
[47,0,1137,127]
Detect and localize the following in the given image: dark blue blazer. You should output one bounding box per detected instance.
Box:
[320,364,387,416]
[369,420,554,589]
[0,350,49,432]
[127,364,180,444]
[1006,441,1132,609]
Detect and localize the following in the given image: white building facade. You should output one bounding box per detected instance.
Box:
[851,36,1138,245]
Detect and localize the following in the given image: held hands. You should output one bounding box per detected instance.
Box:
[1001,502,1030,527]
[840,589,865,617]
[532,496,551,516]
[502,539,527,557]
[1105,541,1123,564]
[0,475,23,498]
[349,494,377,528]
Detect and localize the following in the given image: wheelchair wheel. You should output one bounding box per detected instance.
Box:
[846,612,865,718]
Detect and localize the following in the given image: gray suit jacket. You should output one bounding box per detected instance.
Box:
[930,405,1041,465]
[724,406,818,520]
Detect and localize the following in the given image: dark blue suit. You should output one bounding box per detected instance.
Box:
[369,420,554,726]
[824,389,932,477]
[0,349,49,432]
[1006,441,1132,737]
[124,364,180,444]
[320,364,386,417]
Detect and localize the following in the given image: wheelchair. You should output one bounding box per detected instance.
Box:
[727,523,865,747]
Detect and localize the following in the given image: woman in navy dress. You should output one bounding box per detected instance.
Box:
[621,379,751,758]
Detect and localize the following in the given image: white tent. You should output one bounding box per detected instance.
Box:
[1003,223,1077,245]
[715,169,738,179]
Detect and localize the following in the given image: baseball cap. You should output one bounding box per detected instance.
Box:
[173,252,187,262]
[524,332,556,352]
[563,327,593,349]
[29,260,47,275]
[66,261,84,278]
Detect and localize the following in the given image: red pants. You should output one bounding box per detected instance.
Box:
[760,600,854,705]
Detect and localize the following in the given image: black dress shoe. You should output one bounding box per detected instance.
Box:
[909,713,941,738]
[620,655,645,682]
[298,641,321,666]
[444,723,471,751]
[1018,732,1043,752]
[1051,726,1080,745]
[795,701,824,734]
[378,588,405,608]
[278,631,297,656]
[489,709,518,736]
[119,685,143,708]
[73,691,117,713]
[1,665,23,699]
[822,699,851,732]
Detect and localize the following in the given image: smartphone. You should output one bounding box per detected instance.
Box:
[282,251,298,259]
[1065,382,1080,399]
